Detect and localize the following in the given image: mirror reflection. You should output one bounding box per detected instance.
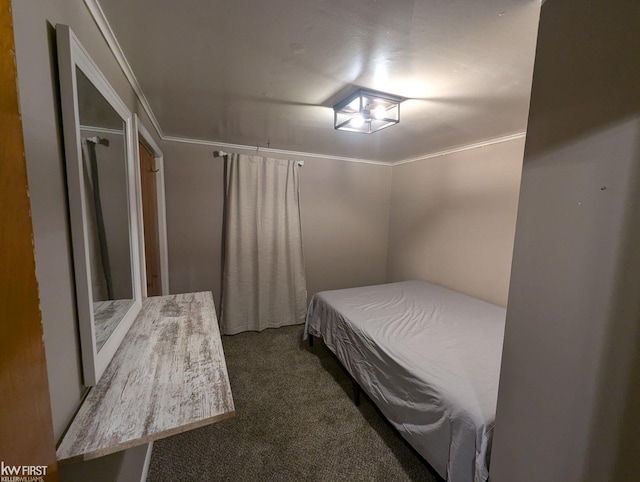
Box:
[76,67,134,352]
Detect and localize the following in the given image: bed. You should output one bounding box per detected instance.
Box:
[303,280,506,482]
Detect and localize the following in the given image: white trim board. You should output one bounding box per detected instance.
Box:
[79,125,125,136]
[140,441,153,482]
[393,132,527,166]
[84,0,527,168]
[136,115,170,296]
[166,132,526,167]
[163,136,393,166]
[84,0,164,138]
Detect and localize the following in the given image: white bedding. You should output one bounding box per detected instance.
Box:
[304,280,506,482]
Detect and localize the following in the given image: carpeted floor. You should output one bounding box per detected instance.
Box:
[147,324,441,481]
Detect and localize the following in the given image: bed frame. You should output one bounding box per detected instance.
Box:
[304,280,506,482]
[309,333,362,405]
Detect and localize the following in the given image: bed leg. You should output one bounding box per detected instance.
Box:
[308,334,314,347]
[353,380,361,406]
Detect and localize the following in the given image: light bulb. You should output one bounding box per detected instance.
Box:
[373,105,387,119]
[350,114,365,128]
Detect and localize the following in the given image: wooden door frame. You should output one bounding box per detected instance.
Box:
[1,0,58,478]
[134,115,169,296]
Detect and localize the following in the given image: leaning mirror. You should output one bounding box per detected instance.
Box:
[57,24,142,386]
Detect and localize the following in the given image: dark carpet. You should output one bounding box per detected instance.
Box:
[147,324,441,481]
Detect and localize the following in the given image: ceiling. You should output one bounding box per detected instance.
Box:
[97,0,541,163]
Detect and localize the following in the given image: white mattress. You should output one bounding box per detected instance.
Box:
[304,280,506,482]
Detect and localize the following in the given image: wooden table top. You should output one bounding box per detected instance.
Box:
[57,292,235,463]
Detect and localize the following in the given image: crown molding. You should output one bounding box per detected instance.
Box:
[79,125,124,136]
[84,0,164,138]
[391,132,527,166]
[162,136,394,166]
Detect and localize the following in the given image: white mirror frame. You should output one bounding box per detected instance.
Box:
[57,24,142,386]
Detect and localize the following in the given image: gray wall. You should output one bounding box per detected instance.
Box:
[387,138,524,307]
[162,142,225,309]
[165,139,525,313]
[163,139,525,316]
[491,0,640,480]
[163,142,392,312]
[12,0,160,478]
[300,157,392,297]
[59,443,151,482]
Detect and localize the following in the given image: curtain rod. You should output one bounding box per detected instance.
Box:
[86,136,110,147]
[213,150,304,166]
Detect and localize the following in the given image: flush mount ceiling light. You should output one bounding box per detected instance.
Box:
[333,89,402,134]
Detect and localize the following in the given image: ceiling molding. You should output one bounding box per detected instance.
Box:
[162,136,394,166]
[79,125,124,136]
[85,0,527,167]
[84,0,164,138]
[391,132,527,166]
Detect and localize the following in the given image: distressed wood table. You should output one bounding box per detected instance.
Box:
[57,291,235,463]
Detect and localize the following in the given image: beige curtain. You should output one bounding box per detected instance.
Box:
[221,154,307,335]
[81,140,110,302]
